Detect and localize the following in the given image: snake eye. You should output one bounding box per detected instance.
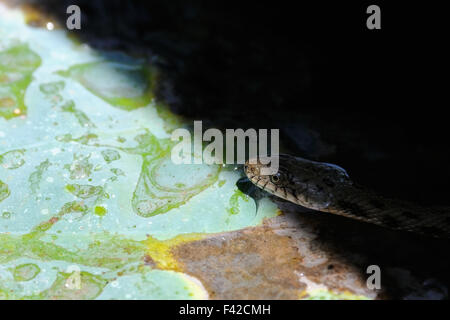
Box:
[270,174,281,184]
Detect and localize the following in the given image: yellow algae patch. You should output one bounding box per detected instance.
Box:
[144,233,207,271]
[181,273,210,300]
[299,289,371,300]
[94,206,107,217]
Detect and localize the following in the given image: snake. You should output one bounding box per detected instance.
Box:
[244,154,450,239]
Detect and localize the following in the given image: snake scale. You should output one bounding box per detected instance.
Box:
[245,154,450,239]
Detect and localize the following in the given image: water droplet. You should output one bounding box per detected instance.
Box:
[2,211,11,219]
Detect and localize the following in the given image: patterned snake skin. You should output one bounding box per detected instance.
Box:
[245,154,450,238]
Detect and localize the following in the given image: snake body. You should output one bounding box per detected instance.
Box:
[244,154,450,238]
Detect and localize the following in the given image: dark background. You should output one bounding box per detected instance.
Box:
[5,0,449,298]
[14,0,448,206]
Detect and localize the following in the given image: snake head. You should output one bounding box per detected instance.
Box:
[244,154,352,211]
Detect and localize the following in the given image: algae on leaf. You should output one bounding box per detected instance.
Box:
[101,149,121,163]
[132,154,221,217]
[57,61,155,111]
[39,81,65,95]
[64,153,94,180]
[227,189,249,215]
[65,184,105,199]
[33,271,107,300]
[0,3,282,300]
[60,100,96,128]
[0,180,10,202]
[0,43,41,119]
[29,159,51,195]
[13,263,41,281]
[0,149,25,169]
